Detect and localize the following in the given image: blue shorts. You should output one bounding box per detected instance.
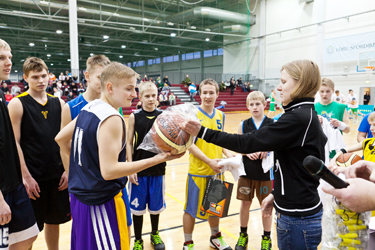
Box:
[121,188,132,227]
[0,184,39,248]
[128,176,166,215]
[70,191,130,250]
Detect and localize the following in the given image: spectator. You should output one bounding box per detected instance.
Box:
[157,76,163,92]
[23,80,29,91]
[46,81,53,94]
[364,91,371,105]
[162,83,170,95]
[163,75,171,86]
[237,77,243,88]
[53,87,61,99]
[10,82,20,96]
[65,76,72,85]
[65,70,71,77]
[77,82,85,94]
[142,74,149,82]
[1,82,9,93]
[136,101,142,109]
[49,72,56,84]
[72,74,78,83]
[229,77,236,95]
[183,74,191,86]
[169,92,176,106]
[188,82,197,102]
[159,91,168,106]
[66,91,74,102]
[62,81,70,96]
[219,81,226,92]
[4,91,12,104]
[70,81,77,96]
[58,72,65,81]
[224,78,230,91]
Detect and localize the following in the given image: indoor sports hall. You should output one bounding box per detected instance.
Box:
[1,0,375,249]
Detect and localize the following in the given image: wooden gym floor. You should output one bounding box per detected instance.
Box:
[32,111,362,250]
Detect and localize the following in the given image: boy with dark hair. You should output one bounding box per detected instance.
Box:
[8,56,70,250]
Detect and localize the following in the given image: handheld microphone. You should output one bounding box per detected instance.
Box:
[303,155,349,189]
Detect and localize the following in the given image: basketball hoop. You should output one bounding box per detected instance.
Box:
[365,66,375,75]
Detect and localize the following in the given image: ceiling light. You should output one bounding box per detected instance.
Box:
[0,23,7,27]
[47,54,51,57]
[121,45,126,48]
[113,13,120,16]
[50,63,53,66]
[119,55,123,58]
[170,33,176,37]
[205,28,211,32]
[190,26,196,29]
[129,27,136,30]
[79,7,87,11]
[15,70,18,72]
[20,59,25,62]
[167,22,174,26]
[143,18,149,21]
[90,53,94,56]
[205,38,210,42]
[78,19,85,23]
[154,48,158,51]
[29,43,35,47]
[56,30,63,34]
[67,59,71,62]
[39,0,48,4]
[103,35,109,39]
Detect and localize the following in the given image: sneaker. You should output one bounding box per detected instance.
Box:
[235,232,248,250]
[210,232,232,250]
[150,231,165,250]
[261,235,272,250]
[183,240,195,250]
[133,239,143,250]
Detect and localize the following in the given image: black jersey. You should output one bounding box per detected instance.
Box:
[17,92,64,181]
[242,116,274,181]
[0,90,22,194]
[133,108,166,176]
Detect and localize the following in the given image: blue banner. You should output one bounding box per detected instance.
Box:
[358,105,374,115]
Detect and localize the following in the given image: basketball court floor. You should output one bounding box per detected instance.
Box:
[32,111,362,250]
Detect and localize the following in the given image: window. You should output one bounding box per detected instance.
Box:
[127,63,131,67]
[218,48,223,55]
[203,50,213,58]
[186,53,194,60]
[148,59,153,65]
[193,52,200,59]
[132,61,137,67]
[173,55,179,61]
[182,54,186,60]
[155,58,161,64]
[213,49,218,56]
[137,60,144,67]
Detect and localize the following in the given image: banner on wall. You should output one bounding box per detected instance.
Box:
[324,32,375,63]
[358,105,374,116]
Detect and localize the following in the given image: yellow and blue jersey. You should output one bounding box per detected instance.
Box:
[189,107,225,176]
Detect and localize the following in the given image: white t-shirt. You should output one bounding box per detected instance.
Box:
[347,94,359,108]
[333,94,345,103]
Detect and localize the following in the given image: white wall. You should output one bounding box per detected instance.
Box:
[223,0,375,96]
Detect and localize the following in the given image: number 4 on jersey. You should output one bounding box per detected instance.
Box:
[131,198,139,208]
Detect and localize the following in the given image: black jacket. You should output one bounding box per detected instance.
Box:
[197,98,327,216]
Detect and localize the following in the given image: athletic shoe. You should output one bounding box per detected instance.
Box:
[183,240,195,250]
[150,231,165,250]
[209,232,232,250]
[234,232,248,250]
[261,235,272,250]
[133,239,143,250]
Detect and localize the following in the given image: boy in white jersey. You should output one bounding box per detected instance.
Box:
[183,78,234,250]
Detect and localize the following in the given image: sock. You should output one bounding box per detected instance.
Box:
[150,214,160,234]
[211,227,219,236]
[133,215,143,240]
[263,231,271,237]
[240,227,248,234]
[184,233,193,243]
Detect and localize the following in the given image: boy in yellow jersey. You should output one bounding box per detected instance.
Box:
[183,78,234,250]
[8,57,70,249]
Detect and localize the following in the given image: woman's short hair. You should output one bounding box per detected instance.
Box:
[281,60,321,100]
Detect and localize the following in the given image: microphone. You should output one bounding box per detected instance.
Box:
[303,155,349,189]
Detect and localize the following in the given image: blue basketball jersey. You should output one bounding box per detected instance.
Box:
[68,99,127,205]
[67,94,88,120]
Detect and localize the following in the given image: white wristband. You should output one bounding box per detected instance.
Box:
[338,121,347,131]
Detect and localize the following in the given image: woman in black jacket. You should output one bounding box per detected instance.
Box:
[183,60,327,250]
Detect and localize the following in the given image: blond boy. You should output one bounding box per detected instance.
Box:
[234,91,273,250]
[56,63,183,250]
[183,79,233,250]
[127,82,166,250]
